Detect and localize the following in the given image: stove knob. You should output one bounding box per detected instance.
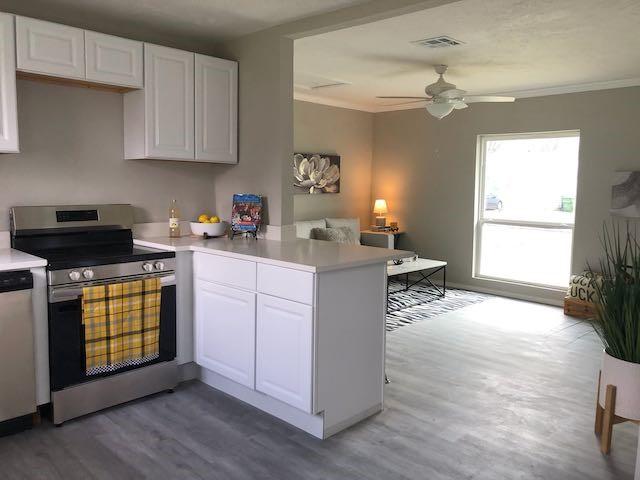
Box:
[68,270,81,281]
[82,269,95,280]
[154,261,165,271]
[142,262,154,272]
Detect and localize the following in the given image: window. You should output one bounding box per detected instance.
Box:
[474,131,580,289]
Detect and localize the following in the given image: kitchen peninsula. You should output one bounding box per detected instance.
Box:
[134,235,412,438]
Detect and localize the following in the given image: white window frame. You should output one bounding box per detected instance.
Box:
[472,130,580,290]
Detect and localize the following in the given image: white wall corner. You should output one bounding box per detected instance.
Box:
[260,224,297,241]
[0,231,9,249]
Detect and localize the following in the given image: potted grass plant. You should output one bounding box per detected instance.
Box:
[589,222,640,423]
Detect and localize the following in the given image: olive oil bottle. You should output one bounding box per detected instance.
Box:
[169,199,181,238]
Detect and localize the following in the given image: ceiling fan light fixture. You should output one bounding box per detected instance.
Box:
[378,65,516,118]
[425,101,455,119]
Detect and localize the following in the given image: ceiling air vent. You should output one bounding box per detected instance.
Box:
[411,35,464,48]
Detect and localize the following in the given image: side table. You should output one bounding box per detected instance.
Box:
[360,230,404,249]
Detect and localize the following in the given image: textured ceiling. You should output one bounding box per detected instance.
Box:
[0,0,370,49]
[294,0,640,111]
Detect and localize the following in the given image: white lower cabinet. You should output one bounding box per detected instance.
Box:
[194,279,255,389]
[193,253,315,413]
[256,294,313,413]
[188,251,387,438]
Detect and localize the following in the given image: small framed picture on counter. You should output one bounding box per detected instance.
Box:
[231,194,262,238]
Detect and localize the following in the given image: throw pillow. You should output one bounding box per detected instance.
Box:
[325,218,361,244]
[310,226,360,245]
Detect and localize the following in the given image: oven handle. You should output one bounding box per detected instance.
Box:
[49,273,176,303]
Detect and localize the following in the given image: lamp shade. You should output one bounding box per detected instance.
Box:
[425,101,455,119]
[373,199,388,215]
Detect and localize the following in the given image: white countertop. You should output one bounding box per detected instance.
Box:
[0,248,47,271]
[134,235,413,273]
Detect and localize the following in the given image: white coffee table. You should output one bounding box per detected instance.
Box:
[387,258,447,298]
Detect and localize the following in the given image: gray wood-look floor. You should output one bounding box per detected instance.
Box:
[1,297,637,479]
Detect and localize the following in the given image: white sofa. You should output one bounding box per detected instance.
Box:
[295,217,361,243]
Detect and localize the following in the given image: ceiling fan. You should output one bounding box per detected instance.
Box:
[377,65,515,119]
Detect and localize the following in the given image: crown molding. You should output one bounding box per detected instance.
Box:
[293,91,377,112]
[294,77,640,113]
[501,77,640,99]
[293,91,427,113]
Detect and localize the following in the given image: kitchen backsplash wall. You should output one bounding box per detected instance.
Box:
[0,79,218,230]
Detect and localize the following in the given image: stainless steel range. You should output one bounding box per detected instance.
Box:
[10,204,178,425]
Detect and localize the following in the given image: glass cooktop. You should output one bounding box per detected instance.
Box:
[28,244,175,270]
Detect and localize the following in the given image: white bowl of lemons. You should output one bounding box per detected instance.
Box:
[190,214,227,237]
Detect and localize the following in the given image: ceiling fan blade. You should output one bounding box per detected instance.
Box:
[383,99,430,106]
[463,95,515,103]
[439,88,466,99]
[376,96,431,100]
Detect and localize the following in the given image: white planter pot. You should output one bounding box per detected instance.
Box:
[599,350,640,421]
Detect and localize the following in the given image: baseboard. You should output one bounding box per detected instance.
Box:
[322,403,383,439]
[198,367,325,438]
[398,269,565,307]
[445,281,564,307]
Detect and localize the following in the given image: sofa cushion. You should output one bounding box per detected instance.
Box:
[310,226,360,245]
[325,217,360,244]
[295,219,327,239]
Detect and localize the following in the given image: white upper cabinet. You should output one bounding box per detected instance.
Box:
[256,294,313,413]
[7,15,238,162]
[195,54,237,163]
[0,13,18,153]
[124,44,194,160]
[85,31,143,88]
[16,16,85,80]
[145,44,194,159]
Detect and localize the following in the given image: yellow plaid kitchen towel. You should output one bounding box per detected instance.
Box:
[82,278,161,375]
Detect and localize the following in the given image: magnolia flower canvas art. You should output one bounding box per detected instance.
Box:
[611,171,640,217]
[293,153,341,194]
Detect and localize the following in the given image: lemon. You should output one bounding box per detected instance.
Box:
[210,216,220,224]
[198,214,209,223]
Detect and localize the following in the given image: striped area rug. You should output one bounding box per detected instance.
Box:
[386,280,490,332]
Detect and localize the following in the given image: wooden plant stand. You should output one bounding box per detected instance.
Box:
[595,370,640,454]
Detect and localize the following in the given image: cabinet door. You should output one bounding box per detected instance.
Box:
[256,295,313,412]
[16,17,85,79]
[144,44,194,160]
[195,279,255,388]
[195,54,237,163]
[0,13,18,153]
[85,31,143,88]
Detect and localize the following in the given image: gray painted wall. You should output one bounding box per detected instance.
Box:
[214,31,294,227]
[293,100,373,225]
[373,86,640,303]
[0,79,218,230]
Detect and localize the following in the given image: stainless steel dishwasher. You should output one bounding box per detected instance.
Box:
[0,269,36,436]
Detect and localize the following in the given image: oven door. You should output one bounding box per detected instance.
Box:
[48,272,176,391]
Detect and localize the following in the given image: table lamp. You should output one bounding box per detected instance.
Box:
[373,199,388,228]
